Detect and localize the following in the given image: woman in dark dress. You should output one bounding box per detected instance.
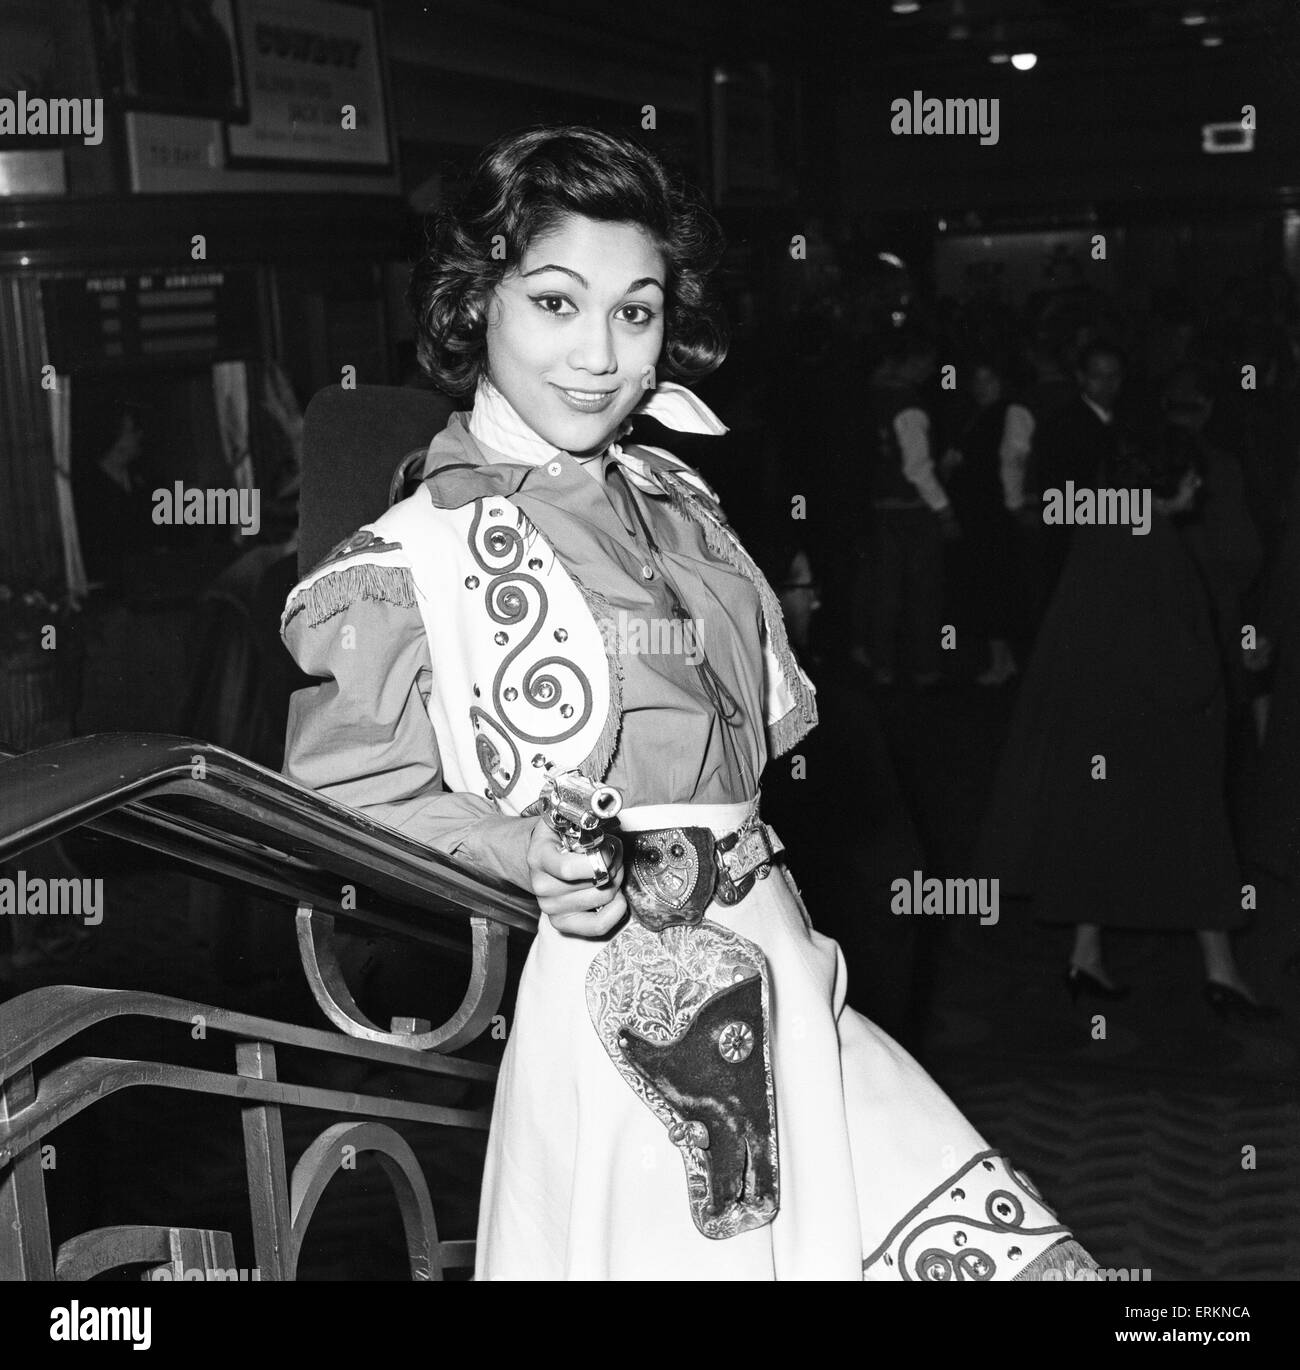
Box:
[977,421,1276,1020]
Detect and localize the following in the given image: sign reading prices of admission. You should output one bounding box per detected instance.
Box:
[42,272,258,371]
[225,0,391,169]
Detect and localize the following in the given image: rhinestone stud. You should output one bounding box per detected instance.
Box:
[717,1021,754,1063]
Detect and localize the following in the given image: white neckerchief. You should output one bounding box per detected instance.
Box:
[468,375,727,491]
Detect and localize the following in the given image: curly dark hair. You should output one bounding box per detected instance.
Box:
[408,125,728,396]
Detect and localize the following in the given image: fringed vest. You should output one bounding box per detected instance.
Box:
[282,449,818,818]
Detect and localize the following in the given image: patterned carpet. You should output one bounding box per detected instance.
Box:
[870,677,1300,1282]
[934,1064,1300,1281]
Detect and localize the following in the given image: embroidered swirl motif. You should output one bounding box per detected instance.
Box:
[470,707,522,801]
[882,1156,1069,1282]
[465,503,595,788]
[916,1247,996,1281]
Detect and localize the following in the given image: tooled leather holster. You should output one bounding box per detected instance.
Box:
[585,814,783,1239]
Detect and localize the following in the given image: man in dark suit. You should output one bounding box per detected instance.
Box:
[1029,339,1126,613]
[1036,339,1125,491]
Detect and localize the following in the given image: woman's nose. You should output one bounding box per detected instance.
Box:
[567,317,618,375]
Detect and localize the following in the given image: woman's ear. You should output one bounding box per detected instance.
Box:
[482,290,504,332]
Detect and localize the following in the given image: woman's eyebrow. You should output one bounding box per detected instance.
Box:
[519,265,664,293]
[522,264,587,286]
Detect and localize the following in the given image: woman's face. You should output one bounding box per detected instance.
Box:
[485,214,667,457]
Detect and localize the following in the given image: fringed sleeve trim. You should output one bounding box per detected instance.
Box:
[281,563,417,632]
[769,702,814,759]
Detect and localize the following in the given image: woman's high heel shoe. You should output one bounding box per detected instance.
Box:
[1065,965,1130,1003]
[1204,981,1281,1023]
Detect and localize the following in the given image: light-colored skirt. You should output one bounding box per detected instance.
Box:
[475,799,1081,1280]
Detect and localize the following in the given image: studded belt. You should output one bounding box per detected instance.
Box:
[623,817,785,933]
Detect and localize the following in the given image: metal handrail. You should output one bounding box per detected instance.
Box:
[0,984,498,1095]
[0,733,541,1280]
[0,733,539,935]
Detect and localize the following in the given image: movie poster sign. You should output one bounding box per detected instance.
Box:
[224,0,391,171]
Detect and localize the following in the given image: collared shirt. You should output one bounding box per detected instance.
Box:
[282,385,767,890]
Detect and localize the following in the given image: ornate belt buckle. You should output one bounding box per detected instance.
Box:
[713,823,780,905]
[626,827,716,932]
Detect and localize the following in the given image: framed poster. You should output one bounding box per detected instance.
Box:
[223,0,393,172]
[92,0,249,123]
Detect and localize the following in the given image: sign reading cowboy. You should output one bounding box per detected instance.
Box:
[0,92,104,145]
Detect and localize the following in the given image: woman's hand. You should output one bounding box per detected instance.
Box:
[524,818,628,938]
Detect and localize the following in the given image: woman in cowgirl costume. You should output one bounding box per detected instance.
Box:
[281,125,1095,1282]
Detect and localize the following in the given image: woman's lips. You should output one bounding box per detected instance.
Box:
[550,383,618,414]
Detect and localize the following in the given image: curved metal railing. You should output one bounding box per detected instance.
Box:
[0,734,539,1281]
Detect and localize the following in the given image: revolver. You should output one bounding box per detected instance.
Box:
[535,769,624,885]
[536,769,623,850]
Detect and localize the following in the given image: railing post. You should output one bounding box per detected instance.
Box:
[0,1068,55,1280]
[237,1041,293,1281]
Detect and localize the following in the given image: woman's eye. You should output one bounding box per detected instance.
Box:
[532,294,576,316]
[618,304,656,326]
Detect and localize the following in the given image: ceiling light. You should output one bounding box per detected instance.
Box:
[1182,9,1208,25]
[1202,31,1223,47]
[892,1,921,14]
[947,0,969,40]
[988,50,1010,64]
[1011,52,1038,70]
